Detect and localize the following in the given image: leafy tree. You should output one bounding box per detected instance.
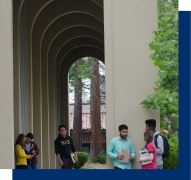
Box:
[69,58,105,104]
[69,57,105,153]
[69,58,95,151]
[140,0,178,133]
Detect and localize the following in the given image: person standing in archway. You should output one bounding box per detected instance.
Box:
[15,134,34,169]
[24,133,40,169]
[54,125,78,169]
[145,119,164,169]
[106,124,135,169]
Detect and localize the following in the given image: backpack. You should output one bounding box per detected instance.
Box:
[154,134,170,158]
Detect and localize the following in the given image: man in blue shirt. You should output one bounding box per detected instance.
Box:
[106,124,135,169]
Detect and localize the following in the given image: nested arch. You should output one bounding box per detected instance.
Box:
[28,0,104,169]
[92,0,103,9]
[56,37,104,69]
[60,46,104,74]
[46,25,104,60]
[45,24,104,67]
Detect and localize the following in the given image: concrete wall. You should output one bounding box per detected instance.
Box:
[19,0,29,135]
[0,0,14,169]
[104,0,159,169]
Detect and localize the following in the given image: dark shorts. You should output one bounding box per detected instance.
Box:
[61,157,74,169]
[16,165,27,169]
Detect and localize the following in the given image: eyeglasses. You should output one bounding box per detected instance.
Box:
[60,130,66,132]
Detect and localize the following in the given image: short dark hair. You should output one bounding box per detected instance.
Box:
[145,119,156,130]
[26,133,33,139]
[58,124,67,131]
[119,124,128,131]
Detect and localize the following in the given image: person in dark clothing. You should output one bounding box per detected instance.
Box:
[54,125,78,169]
[24,133,40,169]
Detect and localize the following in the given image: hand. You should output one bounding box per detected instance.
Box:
[117,154,124,160]
[129,155,134,161]
[59,159,64,166]
[138,158,142,163]
[32,150,35,154]
[30,155,34,159]
[75,157,78,163]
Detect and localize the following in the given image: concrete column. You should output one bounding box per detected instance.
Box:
[48,61,56,169]
[59,68,69,131]
[0,0,14,169]
[13,0,23,148]
[13,0,24,168]
[41,53,50,169]
[104,0,159,169]
[32,55,43,169]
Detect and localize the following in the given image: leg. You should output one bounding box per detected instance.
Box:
[27,164,32,169]
[31,162,38,169]
[68,158,74,169]
[61,157,69,169]
[16,165,27,169]
[157,164,163,169]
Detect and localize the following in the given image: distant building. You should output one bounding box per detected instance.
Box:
[69,104,106,153]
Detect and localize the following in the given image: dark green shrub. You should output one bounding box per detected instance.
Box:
[163,136,179,169]
[95,149,106,164]
[73,152,90,169]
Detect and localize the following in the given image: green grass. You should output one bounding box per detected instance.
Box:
[80,166,97,169]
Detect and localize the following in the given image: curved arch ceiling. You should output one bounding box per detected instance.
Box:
[31,0,104,71]
[60,46,104,75]
[46,26,103,58]
[55,36,104,69]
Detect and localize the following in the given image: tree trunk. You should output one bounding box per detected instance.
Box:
[90,58,102,162]
[72,64,82,152]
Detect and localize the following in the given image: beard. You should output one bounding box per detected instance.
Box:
[120,133,127,139]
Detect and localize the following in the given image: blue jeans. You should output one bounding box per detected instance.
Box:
[27,162,38,169]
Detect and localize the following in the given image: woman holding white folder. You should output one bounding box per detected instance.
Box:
[138,130,157,169]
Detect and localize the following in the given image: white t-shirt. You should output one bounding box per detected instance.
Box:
[25,142,31,152]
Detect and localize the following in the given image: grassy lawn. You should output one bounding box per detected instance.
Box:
[80,166,97,169]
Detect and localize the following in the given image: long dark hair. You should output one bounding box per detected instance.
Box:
[15,134,26,149]
[144,130,153,148]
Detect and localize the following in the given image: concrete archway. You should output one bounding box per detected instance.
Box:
[30,0,104,169]
[0,0,159,169]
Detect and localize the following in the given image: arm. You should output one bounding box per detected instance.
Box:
[16,145,31,159]
[54,141,64,166]
[106,140,118,160]
[54,140,60,155]
[56,154,64,166]
[138,143,154,163]
[156,136,164,155]
[130,141,135,160]
[73,152,78,162]
[139,153,154,162]
[70,138,76,153]
[33,142,40,155]
[56,154,62,161]
[70,138,78,162]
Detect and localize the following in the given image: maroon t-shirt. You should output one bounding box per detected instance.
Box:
[142,142,157,169]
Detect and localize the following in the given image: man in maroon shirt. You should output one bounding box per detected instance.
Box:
[24,133,40,169]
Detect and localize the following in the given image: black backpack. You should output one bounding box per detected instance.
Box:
[154,134,170,158]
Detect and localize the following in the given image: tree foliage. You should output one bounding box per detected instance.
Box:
[69,57,105,103]
[140,0,178,132]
